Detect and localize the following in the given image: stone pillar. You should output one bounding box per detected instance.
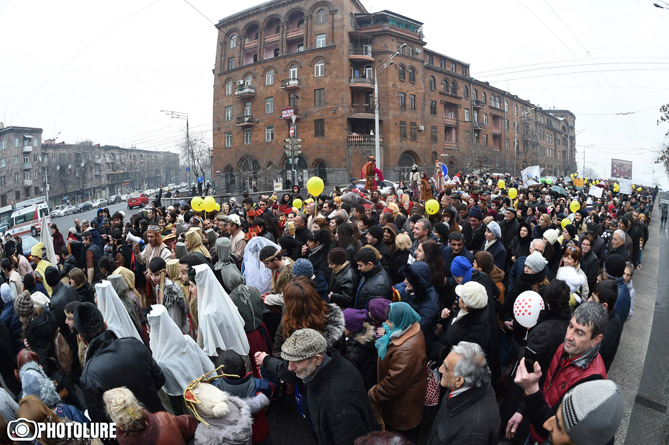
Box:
[258,29,265,61]
[304,15,312,49]
[281,22,287,56]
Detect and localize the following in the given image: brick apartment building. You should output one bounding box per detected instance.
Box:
[211,0,577,193]
[0,124,180,208]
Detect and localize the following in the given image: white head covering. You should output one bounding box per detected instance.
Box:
[95,280,141,341]
[194,264,249,356]
[0,283,11,305]
[242,237,279,294]
[147,304,214,396]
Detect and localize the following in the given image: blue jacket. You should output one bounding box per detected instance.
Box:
[484,239,507,271]
[614,276,631,323]
[400,261,440,349]
[1,304,23,354]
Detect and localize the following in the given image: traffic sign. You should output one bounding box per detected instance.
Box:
[289,125,295,137]
[197,176,204,183]
[186,167,190,172]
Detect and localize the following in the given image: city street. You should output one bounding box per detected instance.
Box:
[49,202,143,233]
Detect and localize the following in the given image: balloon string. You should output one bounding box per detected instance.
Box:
[524,328,529,341]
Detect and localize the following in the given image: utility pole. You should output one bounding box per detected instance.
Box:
[374,43,406,165]
[285,116,302,187]
[161,110,193,185]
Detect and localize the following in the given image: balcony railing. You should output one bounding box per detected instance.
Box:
[234,85,256,98]
[235,115,255,126]
[281,78,301,89]
[491,126,502,134]
[472,121,486,129]
[22,162,32,170]
[444,116,457,126]
[347,134,383,145]
[349,77,374,86]
[22,145,33,153]
[350,103,375,114]
[349,46,373,58]
[472,100,485,108]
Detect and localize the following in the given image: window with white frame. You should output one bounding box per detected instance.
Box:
[266,69,274,86]
[0,140,5,150]
[314,60,325,77]
[464,109,470,122]
[265,97,274,114]
[225,81,233,96]
[225,132,232,147]
[244,74,253,86]
[265,125,274,142]
[230,35,237,48]
[244,128,252,145]
[289,65,298,80]
[316,34,326,48]
[316,9,327,24]
[225,106,232,121]
[227,57,234,70]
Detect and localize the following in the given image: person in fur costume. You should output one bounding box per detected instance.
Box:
[104,386,197,445]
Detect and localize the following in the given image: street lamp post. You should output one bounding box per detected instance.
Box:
[161,110,193,186]
[374,43,406,165]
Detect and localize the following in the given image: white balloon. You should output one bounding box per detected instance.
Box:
[513,290,545,329]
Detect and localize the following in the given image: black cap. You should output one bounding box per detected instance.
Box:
[604,254,626,278]
[148,257,166,273]
[44,266,60,287]
[73,302,106,343]
[587,222,598,234]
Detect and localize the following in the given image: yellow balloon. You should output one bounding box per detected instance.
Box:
[304,198,314,205]
[215,203,221,212]
[637,187,642,192]
[497,179,505,189]
[425,199,440,215]
[307,176,325,197]
[203,196,216,213]
[508,187,518,200]
[191,197,204,211]
[561,218,570,229]
[293,199,303,208]
[569,201,580,213]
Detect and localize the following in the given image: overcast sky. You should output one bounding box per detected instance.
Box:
[1,0,668,187]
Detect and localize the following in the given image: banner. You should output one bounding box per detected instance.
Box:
[619,179,632,195]
[521,165,541,187]
[611,159,633,179]
[573,178,584,187]
[588,186,603,199]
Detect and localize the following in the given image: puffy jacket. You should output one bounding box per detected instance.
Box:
[462,221,487,253]
[80,330,165,423]
[1,303,23,354]
[354,262,392,310]
[329,262,359,309]
[115,410,197,445]
[614,276,631,323]
[525,308,571,386]
[484,239,507,271]
[400,261,439,348]
[49,282,80,340]
[436,307,490,363]
[59,255,79,280]
[344,323,377,390]
[25,308,58,377]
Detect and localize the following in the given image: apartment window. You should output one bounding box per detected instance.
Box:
[316,33,326,48]
[265,97,274,114]
[225,106,232,121]
[314,119,325,137]
[431,126,438,142]
[0,140,5,150]
[451,82,457,95]
[33,154,38,162]
[24,171,30,180]
[229,35,237,48]
[14,155,19,164]
[514,122,518,132]
[265,125,274,142]
[427,54,433,65]
[483,113,488,125]
[482,92,487,104]
[244,129,252,145]
[408,68,415,83]
[399,93,406,110]
[244,101,252,116]
[314,60,325,77]
[0,176,4,186]
[409,94,416,111]
[410,122,417,139]
[473,111,479,123]
[24,155,29,163]
[314,89,325,107]
[429,76,436,91]
[463,86,469,99]
[289,65,298,79]
[14,173,19,182]
[505,119,510,130]
[398,66,405,82]
[265,69,274,86]
[472,89,478,101]
[452,62,456,72]
[400,121,407,138]
[483,134,488,146]
[515,104,518,116]
[464,109,470,122]
[0,158,5,168]
[316,9,327,24]
[430,101,437,115]
[244,74,253,86]
[504,99,508,112]
[462,66,467,76]
[225,81,233,95]
[440,59,446,69]
[225,132,232,147]
[227,57,235,70]
[506,139,510,150]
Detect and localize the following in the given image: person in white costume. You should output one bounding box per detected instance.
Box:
[95,280,142,342]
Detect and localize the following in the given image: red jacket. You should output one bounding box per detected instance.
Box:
[116,410,197,445]
[530,343,606,443]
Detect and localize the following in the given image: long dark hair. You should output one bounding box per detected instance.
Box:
[336,223,361,252]
[420,240,447,290]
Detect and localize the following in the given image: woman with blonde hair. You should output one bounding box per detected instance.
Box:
[103,387,197,445]
[17,395,95,445]
[391,233,411,284]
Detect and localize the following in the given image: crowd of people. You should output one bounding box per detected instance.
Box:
[0,166,658,445]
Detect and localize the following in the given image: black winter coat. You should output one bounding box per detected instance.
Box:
[80,330,165,423]
[59,255,79,280]
[25,308,58,377]
[49,282,80,353]
[344,323,377,390]
[390,249,410,284]
[600,310,623,370]
[436,307,490,363]
[353,262,392,310]
[75,282,96,304]
[500,218,520,248]
[329,263,359,309]
[307,246,331,283]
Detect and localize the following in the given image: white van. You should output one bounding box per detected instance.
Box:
[6,203,50,237]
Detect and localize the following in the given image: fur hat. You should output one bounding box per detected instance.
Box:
[455,281,488,309]
[486,221,501,239]
[367,225,384,243]
[292,259,314,278]
[45,266,60,287]
[73,302,106,343]
[556,266,586,293]
[343,308,367,333]
[525,251,548,273]
[280,328,327,362]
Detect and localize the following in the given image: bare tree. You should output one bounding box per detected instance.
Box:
[179,131,211,183]
[655,104,669,176]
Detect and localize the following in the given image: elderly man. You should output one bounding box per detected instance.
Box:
[507,239,550,294]
[428,341,500,444]
[606,229,628,261]
[259,329,377,444]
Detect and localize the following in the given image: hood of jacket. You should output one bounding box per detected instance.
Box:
[403,261,434,296]
[324,303,345,348]
[351,322,376,344]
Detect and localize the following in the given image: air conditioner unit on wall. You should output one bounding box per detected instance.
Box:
[415,48,422,54]
[418,125,425,131]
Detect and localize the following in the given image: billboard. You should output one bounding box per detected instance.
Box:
[611,159,632,180]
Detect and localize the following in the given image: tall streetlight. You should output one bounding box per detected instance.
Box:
[161,110,193,185]
[374,43,406,164]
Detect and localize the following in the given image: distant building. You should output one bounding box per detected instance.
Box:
[0,125,44,207]
[209,0,577,192]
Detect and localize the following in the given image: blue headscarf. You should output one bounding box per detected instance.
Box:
[375,302,421,360]
[450,256,473,284]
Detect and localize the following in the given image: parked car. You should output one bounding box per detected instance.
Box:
[120,194,128,202]
[63,205,76,215]
[52,206,66,218]
[127,193,149,209]
[91,198,108,208]
[108,195,121,204]
[21,235,40,258]
[76,201,93,213]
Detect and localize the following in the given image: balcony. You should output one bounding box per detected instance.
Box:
[444,140,457,149]
[286,27,305,39]
[347,134,383,146]
[264,33,280,44]
[472,121,486,130]
[22,145,33,153]
[280,107,300,120]
[244,39,259,49]
[472,100,485,109]
[234,85,256,99]
[281,78,301,90]
[22,162,32,170]
[444,116,457,127]
[491,126,502,135]
[349,103,375,119]
[235,115,255,127]
[23,179,33,186]
[349,46,374,62]
[349,77,374,90]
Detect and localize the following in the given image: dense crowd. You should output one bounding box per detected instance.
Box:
[0,165,658,445]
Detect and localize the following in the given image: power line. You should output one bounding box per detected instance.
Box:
[475,56,669,75]
[182,0,216,25]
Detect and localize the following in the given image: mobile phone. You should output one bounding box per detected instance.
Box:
[524,346,537,373]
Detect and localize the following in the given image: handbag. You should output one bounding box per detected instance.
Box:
[424,361,441,406]
[53,331,73,376]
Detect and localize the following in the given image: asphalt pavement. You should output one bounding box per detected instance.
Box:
[49,201,142,234]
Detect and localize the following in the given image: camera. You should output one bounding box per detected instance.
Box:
[7,418,38,441]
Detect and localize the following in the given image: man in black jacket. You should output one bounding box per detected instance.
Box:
[589,280,622,370]
[328,248,359,309]
[44,266,80,372]
[499,209,519,248]
[74,302,165,424]
[353,247,392,309]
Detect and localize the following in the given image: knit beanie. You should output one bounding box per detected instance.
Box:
[455,281,488,309]
[468,205,483,220]
[603,254,626,278]
[292,258,314,278]
[434,222,450,240]
[14,291,35,317]
[561,380,624,445]
[451,256,473,283]
[486,221,501,239]
[367,225,384,243]
[564,224,578,240]
[0,283,11,305]
[343,308,367,333]
[525,251,548,273]
[368,297,391,323]
[45,266,60,287]
[543,228,560,245]
[281,328,327,362]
